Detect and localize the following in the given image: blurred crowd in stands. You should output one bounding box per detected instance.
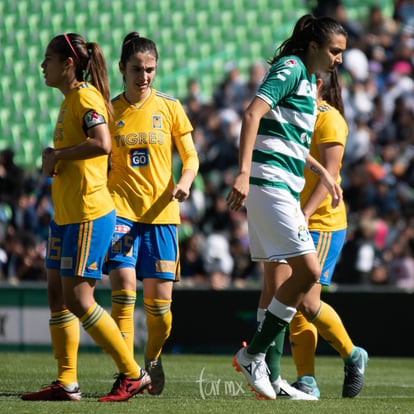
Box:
[2,1,414,290]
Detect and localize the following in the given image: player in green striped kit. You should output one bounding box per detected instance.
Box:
[226,14,347,400]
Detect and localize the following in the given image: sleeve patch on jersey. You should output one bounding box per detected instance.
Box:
[130,148,149,167]
[284,59,297,67]
[84,110,106,129]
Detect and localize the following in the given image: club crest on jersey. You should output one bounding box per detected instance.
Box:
[152,114,162,129]
[116,119,125,128]
[84,110,105,128]
[298,225,310,242]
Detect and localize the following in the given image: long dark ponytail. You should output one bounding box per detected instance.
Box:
[269,14,347,65]
[49,33,113,119]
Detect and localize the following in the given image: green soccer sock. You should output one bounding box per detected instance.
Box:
[265,325,286,382]
[248,310,289,355]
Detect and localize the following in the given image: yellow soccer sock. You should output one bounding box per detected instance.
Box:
[111,289,136,356]
[49,309,80,387]
[80,302,139,378]
[289,311,318,378]
[143,298,172,360]
[311,301,354,359]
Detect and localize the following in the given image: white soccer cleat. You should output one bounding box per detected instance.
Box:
[233,346,276,400]
[272,376,318,400]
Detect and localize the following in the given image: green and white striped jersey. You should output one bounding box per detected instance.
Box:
[250,55,317,200]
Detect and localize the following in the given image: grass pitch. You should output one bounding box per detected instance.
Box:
[1,352,413,414]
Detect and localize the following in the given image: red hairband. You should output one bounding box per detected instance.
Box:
[64,34,82,67]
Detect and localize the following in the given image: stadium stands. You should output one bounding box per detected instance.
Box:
[0,0,392,167]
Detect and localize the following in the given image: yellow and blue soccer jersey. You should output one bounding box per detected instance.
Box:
[51,82,114,225]
[108,89,198,224]
[300,100,347,231]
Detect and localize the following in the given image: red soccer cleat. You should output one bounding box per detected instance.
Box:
[21,381,82,401]
[98,369,152,402]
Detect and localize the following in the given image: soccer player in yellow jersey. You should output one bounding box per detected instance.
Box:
[106,32,199,395]
[258,70,368,399]
[22,33,150,403]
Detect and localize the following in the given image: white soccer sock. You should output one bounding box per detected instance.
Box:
[267,297,296,323]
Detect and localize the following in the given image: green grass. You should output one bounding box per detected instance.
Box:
[1,352,413,414]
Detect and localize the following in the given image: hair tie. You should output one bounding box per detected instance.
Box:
[64,34,82,67]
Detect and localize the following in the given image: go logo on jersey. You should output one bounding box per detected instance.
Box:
[130,148,149,167]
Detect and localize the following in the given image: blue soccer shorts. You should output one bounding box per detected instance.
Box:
[46,209,116,279]
[311,229,346,286]
[105,216,179,281]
